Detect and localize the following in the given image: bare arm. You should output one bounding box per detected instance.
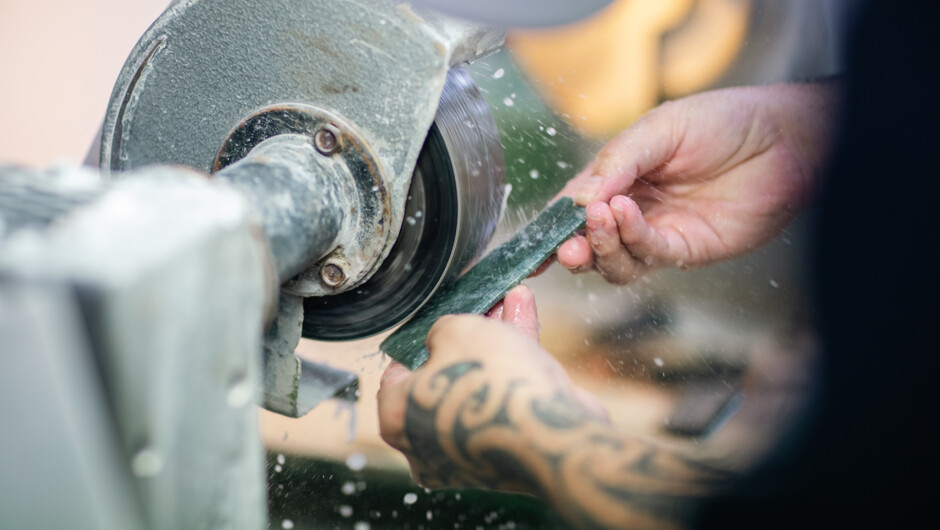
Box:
[378,288,732,529]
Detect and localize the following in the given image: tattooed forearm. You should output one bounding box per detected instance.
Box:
[401,361,732,530]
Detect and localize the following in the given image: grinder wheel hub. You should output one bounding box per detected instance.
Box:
[301,68,505,341]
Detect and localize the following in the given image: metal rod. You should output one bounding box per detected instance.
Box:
[215,134,352,282]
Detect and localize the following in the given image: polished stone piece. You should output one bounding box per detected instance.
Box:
[380,197,586,370]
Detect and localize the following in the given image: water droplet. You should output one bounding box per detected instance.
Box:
[653,357,664,367]
[342,481,356,495]
[556,161,570,169]
[770,279,779,288]
[355,523,370,530]
[281,519,295,529]
[492,68,505,79]
[131,448,164,477]
[406,216,416,225]
[339,505,353,518]
[277,453,286,465]
[545,127,557,136]
[226,377,252,408]
[346,452,367,471]
[274,464,282,472]
[427,511,434,521]
[529,169,539,179]
[502,97,514,107]
[403,492,418,505]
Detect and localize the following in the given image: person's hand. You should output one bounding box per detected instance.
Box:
[557,81,838,283]
[377,285,609,492]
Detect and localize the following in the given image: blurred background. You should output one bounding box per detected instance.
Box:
[1,1,842,528]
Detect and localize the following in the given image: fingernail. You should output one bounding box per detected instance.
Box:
[380,362,410,384]
[610,196,626,212]
[586,202,606,222]
[575,176,603,205]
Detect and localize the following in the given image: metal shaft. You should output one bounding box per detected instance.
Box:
[215,134,353,282]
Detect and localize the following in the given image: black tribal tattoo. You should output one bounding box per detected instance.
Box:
[402,361,733,530]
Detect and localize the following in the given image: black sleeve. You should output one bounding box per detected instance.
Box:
[697,1,940,527]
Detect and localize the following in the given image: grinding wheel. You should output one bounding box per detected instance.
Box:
[301,67,505,341]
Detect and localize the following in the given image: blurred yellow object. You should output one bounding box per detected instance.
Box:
[507,0,751,139]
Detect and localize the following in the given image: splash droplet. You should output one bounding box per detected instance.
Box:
[346,452,367,471]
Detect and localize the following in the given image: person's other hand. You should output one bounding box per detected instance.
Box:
[557,81,837,283]
[377,285,609,492]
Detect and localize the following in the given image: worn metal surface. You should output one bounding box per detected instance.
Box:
[0,164,270,530]
[262,291,359,417]
[380,198,586,370]
[0,280,146,530]
[0,164,104,233]
[214,106,393,292]
[411,0,616,28]
[99,0,504,292]
[301,67,506,340]
[215,134,352,283]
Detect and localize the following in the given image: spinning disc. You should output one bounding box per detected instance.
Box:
[301,68,505,341]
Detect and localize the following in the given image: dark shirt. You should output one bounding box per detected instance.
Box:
[699,1,940,527]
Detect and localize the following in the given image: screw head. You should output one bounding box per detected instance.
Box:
[314,125,340,155]
[320,262,347,287]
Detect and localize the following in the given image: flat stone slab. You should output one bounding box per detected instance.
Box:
[380,197,586,370]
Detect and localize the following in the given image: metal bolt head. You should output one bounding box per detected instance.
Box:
[320,262,347,287]
[314,124,340,155]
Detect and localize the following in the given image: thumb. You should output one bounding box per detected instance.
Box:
[501,285,540,341]
[576,103,681,205]
[377,361,413,451]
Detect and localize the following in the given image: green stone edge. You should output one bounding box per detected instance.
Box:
[380,197,587,370]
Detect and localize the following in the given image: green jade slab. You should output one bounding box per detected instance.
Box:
[380,197,586,370]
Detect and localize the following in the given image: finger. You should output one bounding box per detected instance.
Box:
[501,285,540,340]
[528,255,556,278]
[485,299,505,320]
[557,235,594,272]
[576,105,680,205]
[609,195,685,265]
[554,162,596,201]
[585,201,644,284]
[380,361,411,387]
[425,314,477,361]
[377,362,413,451]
